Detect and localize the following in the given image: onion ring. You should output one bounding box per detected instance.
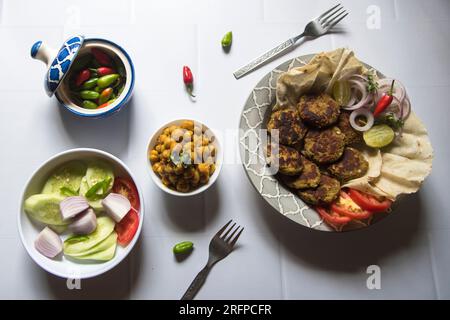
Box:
[349,108,374,132]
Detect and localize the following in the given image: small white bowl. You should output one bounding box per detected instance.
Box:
[18,148,144,279]
[146,119,223,197]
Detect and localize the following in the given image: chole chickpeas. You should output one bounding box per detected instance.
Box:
[149,120,217,192]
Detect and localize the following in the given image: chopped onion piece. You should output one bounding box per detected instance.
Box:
[34,227,63,258]
[69,208,97,235]
[349,109,374,132]
[59,196,89,220]
[102,193,131,223]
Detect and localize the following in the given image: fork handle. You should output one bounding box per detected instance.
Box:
[181,265,211,300]
[233,38,297,79]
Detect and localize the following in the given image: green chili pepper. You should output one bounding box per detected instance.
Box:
[99,87,113,105]
[82,77,98,89]
[94,86,102,93]
[60,187,78,197]
[85,177,112,200]
[173,241,194,254]
[80,90,99,100]
[82,100,98,109]
[221,31,233,48]
[97,74,120,88]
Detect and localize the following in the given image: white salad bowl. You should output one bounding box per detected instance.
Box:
[18,148,144,279]
[146,119,223,197]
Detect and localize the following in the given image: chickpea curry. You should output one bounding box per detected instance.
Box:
[149,120,217,193]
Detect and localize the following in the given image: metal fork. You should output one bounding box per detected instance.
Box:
[233,3,349,79]
[181,220,244,300]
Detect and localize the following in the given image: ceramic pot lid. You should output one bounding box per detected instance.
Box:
[31,35,85,96]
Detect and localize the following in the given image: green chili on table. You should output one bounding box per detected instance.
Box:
[173,241,194,254]
[221,31,233,48]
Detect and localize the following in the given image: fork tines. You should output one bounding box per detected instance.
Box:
[217,219,244,247]
[319,3,348,29]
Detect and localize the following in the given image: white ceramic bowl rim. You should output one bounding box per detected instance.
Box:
[18,148,144,279]
[146,119,223,197]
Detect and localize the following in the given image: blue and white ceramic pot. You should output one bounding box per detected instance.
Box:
[31,35,135,118]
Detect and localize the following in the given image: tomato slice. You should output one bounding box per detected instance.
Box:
[331,191,372,220]
[347,189,392,212]
[316,206,352,225]
[113,177,140,211]
[115,208,139,246]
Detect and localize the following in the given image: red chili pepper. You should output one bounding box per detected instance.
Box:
[91,48,112,66]
[97,99,114,109]
[75,69,90,87]
[97,67,116,77]
[183,65,195,97]
[373,80,395,117]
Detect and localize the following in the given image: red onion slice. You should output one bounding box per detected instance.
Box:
[349,108,374,132]
[59,196,89,220]
[102,193,131,223]
[34,227,63,258]
[69,208,97,235]
[343,79,370,110]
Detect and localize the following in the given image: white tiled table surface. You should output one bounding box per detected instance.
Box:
[0,0,449,299]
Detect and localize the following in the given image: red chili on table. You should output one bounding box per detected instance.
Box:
[183,65,195,97]
[75,69,90,86]
[373,80,395,117]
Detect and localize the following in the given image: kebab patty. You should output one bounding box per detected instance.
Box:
[337,111,362,145]
[297,175,341,205]
[303,126,345,164]
[282,156,321,189]
[298,93,340,128]
[267,109,307,146]
[327,147,369,182]
[266,143,303,176]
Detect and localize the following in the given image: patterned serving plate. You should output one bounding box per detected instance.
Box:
[238,54,387,232]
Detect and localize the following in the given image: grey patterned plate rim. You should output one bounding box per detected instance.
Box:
[238,53,388,232]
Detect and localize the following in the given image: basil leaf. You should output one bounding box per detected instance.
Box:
[60,187,78,197]
[85,177,112,200]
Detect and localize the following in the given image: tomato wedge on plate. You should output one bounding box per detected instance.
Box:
[113,177,140,211]
[116,208,139,246]
[331,191,372,220]
[347,189,392,212]
[316,206,352,225]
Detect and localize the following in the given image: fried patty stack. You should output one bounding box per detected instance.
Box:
[266,93,368,206]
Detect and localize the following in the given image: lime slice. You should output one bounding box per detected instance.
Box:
[363,124,395,148]
[332,80,351,106]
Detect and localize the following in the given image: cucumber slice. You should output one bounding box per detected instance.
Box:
[363,124,395,148]
[42,161,86,195]
[63,216,115,255]
[65,232,117,258]
[74,240,117,261]
[24,194,68,225]
[332,80,351,106]
[79,176,104,212]
[85,161,114,193]
[48,224,68,234]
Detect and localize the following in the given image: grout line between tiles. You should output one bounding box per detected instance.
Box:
[427,232,441,299]
[278,236,288,299]
[0,0,4,25]
[393,0,399,20]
